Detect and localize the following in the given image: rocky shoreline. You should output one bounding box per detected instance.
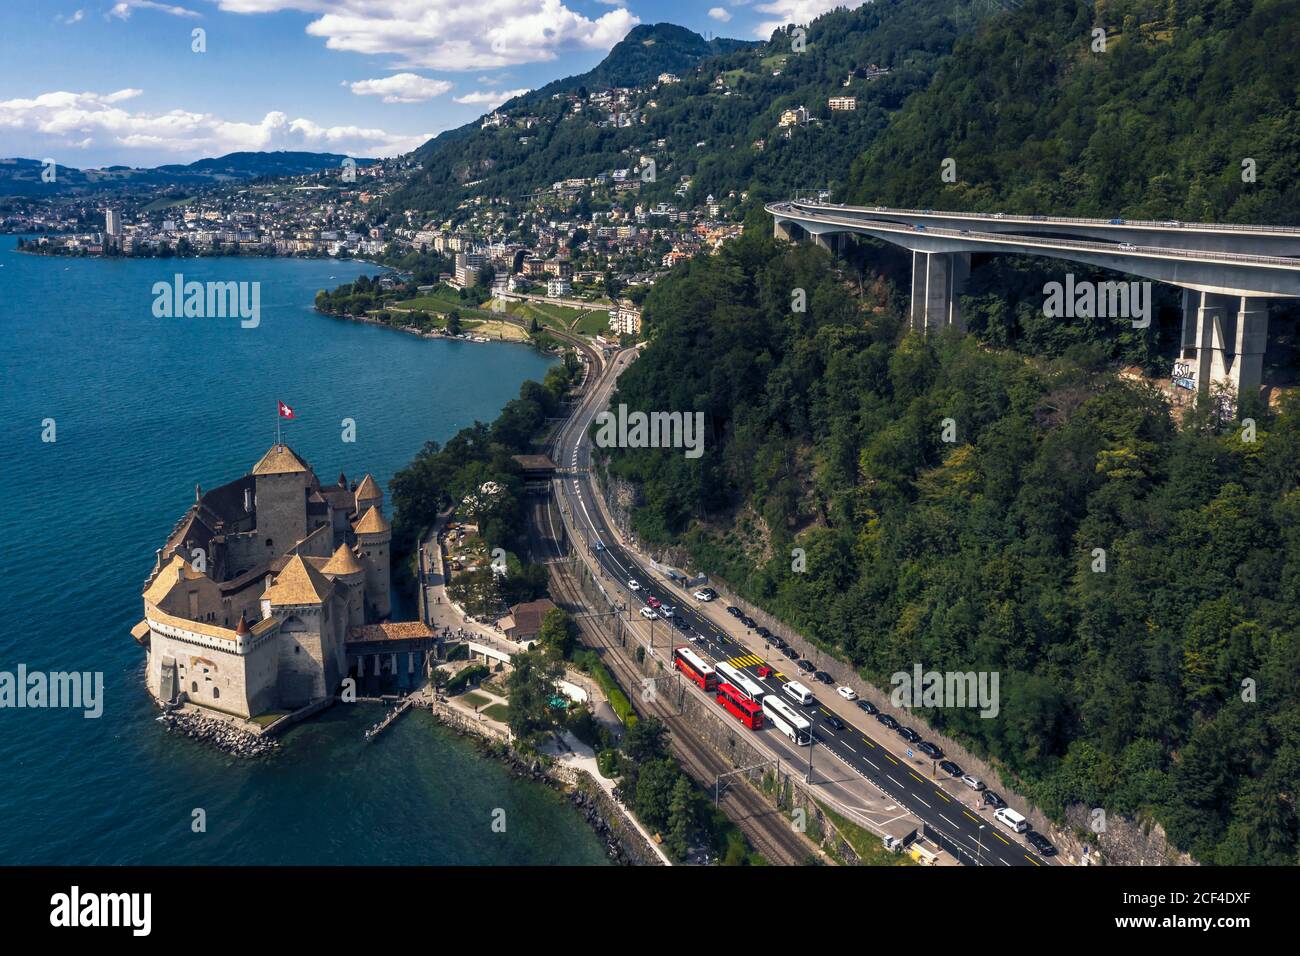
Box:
[158,710,280,758]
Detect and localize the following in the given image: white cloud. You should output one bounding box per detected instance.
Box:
[708,7,732,22]
[752,0,863,38]
[348,73,453,104]
[0,88,428,162]
[109,0,201,18]
[453,89,531,109]
[56,9,86,23]
[213,0,638,70]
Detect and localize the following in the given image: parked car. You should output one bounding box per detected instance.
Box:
[638,607,657,620]
[917,741,943,760]
[1026,832,1057,856]
[876,713,899,730]
[725,606,741,617]
[938,760,964,778]
[823,714,845,731]
[856,700,879,715]
[740,615,757,629]
[961,774,985,792]
[797,659,815,673]
[897,727,922,745]
[982,791,1007,810]
[770,637,787,650]
[628,579,641,592]
[837,686,857,701]
[755,626,772,638]
[692,587,716,601]
[781,646,799,659]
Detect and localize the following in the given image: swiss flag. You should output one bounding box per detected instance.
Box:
[277,401,295,419]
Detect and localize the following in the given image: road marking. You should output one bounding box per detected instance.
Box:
[963,811,979,823]
[909,772,924,783]
[993,831,1010,846]
[842,742,856,754]
[1025,854,1041,867]
[881,752,898,765]
[933,789,950,802]
[865,759,879,770]
[940,813,959,829]
[913,795,931,809]
[887,775,902,787]
[861,737,874,748]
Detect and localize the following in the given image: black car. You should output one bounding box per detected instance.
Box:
[823,714,845,731]
[740,615,757,629]
[755,626,772,638]
[896,726,922,744]
[856,700,879,715]
[916,741,943,760]
[781,646,799,659]
[797,659,815,672]
[770,637,787,650]
[982,790,1007,810]
[813,671,834,684]
[1026,832,1057,856]
[938,760,964,778]
[876,713,899,730]
[725,606,741,617]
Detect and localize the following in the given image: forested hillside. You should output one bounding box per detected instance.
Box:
[602,220,1300,865]
[386,1,992,220]
[845,0,1300,224]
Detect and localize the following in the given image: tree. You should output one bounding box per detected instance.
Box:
[537,608,575,658]
[623,716,669,763]
[446,309,462,335]
[504,650,564,739]
[666,774,694,859]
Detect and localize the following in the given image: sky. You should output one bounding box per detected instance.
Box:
[0,0,859,168]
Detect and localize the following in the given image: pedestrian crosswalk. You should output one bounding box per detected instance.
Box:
[728,654,764,668]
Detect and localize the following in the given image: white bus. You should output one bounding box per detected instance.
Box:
[762,694,812,746]
[714,660,766,702]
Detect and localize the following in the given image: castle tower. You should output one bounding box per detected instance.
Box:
[352,505,391,619]
[251,444,311,560]
[261,553,340,708]
[322,541,367,627]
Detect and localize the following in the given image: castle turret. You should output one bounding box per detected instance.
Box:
[322,542,366,627]
[352,505,391,619]
[353,473,382,515]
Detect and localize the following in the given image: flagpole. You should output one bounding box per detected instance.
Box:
[276,401,281,447]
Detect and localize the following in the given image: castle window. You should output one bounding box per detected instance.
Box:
[294,645,301,654]
[213,688,220,700]
[265,538,273,548]
[191,681,198,693]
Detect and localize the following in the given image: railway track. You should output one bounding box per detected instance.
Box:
[528,493,819,866]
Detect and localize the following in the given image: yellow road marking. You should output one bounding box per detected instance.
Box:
[1025,854,1041,867]
[934,789,950,802]
[993,831,1010,846]
[963,811,979,823]
[861,737,875,748]
[909,772,924,784]
[882,752,898,765]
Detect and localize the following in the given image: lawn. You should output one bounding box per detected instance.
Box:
[462,691,491,709]
[481,703,510,723]
[574,309,612,335]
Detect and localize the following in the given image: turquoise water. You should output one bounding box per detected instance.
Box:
[0,240,609,865]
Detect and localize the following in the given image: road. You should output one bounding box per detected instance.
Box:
[544,343,1058,868]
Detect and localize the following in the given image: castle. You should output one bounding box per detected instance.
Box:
[132,444,392,719]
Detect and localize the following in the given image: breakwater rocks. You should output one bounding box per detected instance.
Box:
[159,711,279,758]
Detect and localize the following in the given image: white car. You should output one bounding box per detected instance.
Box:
[961,774,985,791]
[657,605,676,619]
[692,588,716,601]
[627,579,641,592]
[1118,242,1137,251]
[836,686,857,701]
[638,607,657,620]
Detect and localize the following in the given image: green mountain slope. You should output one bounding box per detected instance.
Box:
[845,0,1300,223]
[388,1,993,220]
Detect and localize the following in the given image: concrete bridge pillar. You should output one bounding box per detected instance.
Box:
[812,231,834,253]
[1179,290,1268,398]
[774,219,793,242]
[910,251,970,333]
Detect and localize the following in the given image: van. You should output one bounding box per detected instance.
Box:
[995,807,1029,833]
[783,681,814,706]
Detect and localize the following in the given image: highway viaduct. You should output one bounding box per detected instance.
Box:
[767,200,1300,401]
